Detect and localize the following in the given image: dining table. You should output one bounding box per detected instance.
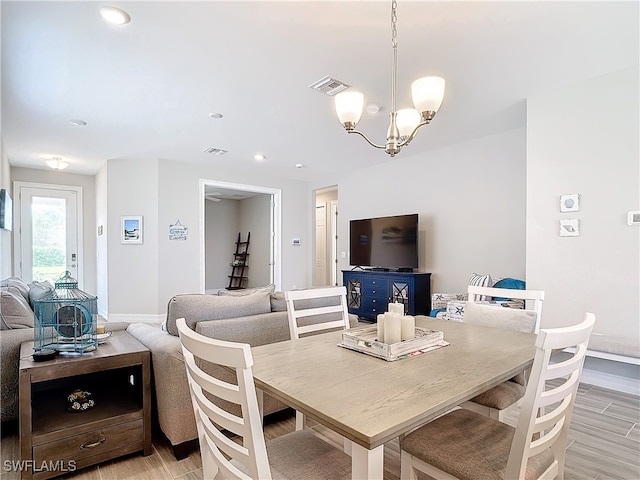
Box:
[250,316,537,480]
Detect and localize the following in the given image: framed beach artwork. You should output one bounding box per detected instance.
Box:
[121,216,143,244]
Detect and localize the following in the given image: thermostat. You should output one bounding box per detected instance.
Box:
[292,238,301,246]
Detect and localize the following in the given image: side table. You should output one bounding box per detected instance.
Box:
[18,330,151,480]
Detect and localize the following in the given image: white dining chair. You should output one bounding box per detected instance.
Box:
[176,318,351,480]
[400,312,595,480]
[462,285,545,421]
[285,286,352,431]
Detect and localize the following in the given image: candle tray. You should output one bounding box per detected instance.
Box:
[339,326,448,361]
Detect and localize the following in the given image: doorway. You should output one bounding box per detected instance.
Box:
[200,179,281,293]
[13,182,84,287]
[314,187,338,287]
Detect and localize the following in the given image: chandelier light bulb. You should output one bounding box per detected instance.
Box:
[335,91,365,130]
[411,76,446,117]
[396,108,422,138]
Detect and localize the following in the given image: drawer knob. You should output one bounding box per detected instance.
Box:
[80,437,106,450]
[372,299,376,303]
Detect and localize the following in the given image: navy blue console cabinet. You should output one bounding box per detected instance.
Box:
[342,270,431,321]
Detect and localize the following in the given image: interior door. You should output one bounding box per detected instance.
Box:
[315,204,327,286]
[15,183,83,286]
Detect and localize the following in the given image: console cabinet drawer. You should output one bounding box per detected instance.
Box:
[34,419,143,465]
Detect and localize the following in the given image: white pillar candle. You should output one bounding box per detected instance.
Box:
[388,302,404,315]
[401,315,415,341]
[385,313,402,345]
[376,313,386,343]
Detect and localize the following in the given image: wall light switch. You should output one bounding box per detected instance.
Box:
[628,211,640,225]
[341,252,347,259]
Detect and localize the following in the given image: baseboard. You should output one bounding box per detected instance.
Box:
[105,313,164,324]
[580,366,640,396]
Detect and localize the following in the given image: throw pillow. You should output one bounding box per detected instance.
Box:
[0,277,30,303]
[166,290,272,336]
[0,288,35,328]
[270,292,287,312]
[28,280,54,307]
[469,273,493,301]
[463,302,537,333]
[490,277,526,308]
[217,284,275,297]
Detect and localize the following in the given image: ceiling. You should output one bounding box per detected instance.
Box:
[2,1,637,182]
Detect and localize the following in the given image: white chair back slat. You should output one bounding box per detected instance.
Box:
[176,318,272,480]
[285,286,351,340]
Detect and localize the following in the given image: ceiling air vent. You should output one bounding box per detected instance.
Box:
[309,76,350,96]
[203,147,228,155]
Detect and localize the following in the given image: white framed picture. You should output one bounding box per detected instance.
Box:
[121,216,143,244]
[560,193,580,212]
[559,219,580,237]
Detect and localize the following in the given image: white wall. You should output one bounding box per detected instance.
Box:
[527,66,639,340]
[106,159,160,318]
[323,128,527,293]
[239,194,272,288]
[95,164,108,317]
[151,159,310,316]
[205,198,239,291]
[10,167,98,295]
[0,138,12,279]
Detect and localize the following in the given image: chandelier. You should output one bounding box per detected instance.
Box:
[334,0,445,157]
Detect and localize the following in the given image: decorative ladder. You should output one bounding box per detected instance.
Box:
[227,232,250,290]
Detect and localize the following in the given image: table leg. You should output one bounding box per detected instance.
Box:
[350,442,384,480]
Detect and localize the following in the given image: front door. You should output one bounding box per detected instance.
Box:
[14,182,83,286]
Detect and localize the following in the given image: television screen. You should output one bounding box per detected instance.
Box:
[349,214,418,269]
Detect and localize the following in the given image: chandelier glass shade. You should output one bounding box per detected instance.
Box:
[334,0,445,157]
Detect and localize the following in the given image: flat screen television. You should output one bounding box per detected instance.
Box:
[349,214,418,270]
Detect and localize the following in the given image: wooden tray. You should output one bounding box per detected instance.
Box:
[339,326,448,361]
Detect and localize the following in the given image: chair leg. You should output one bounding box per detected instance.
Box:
[400,451,417,480]
[295,410,305,431]
[256,388,264,425]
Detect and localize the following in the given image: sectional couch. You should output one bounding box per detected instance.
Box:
[126,286,359,459]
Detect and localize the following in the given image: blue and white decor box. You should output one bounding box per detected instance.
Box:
[33,271,98,354]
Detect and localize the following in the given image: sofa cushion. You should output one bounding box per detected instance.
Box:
[166,291,272,336]
[463,302,537,334]
[0,288,35,329]
[217,284,275,297]
[0,277,30,303]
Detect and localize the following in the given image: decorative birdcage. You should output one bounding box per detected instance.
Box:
[33,271,98,354]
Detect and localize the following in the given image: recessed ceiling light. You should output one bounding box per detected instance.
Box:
[46,157,69,170]
[209,112,223,119]
[295,164,304,169]
[100,6,131,25]
[254,154,266,161]
[69,119,87,126]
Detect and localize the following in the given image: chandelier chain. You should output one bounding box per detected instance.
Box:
[391,0,398,49]
[391,0,398,113]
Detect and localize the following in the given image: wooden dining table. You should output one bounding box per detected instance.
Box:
[250,316,537,480]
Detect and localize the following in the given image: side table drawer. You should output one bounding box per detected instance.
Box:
[34,419,143,465]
